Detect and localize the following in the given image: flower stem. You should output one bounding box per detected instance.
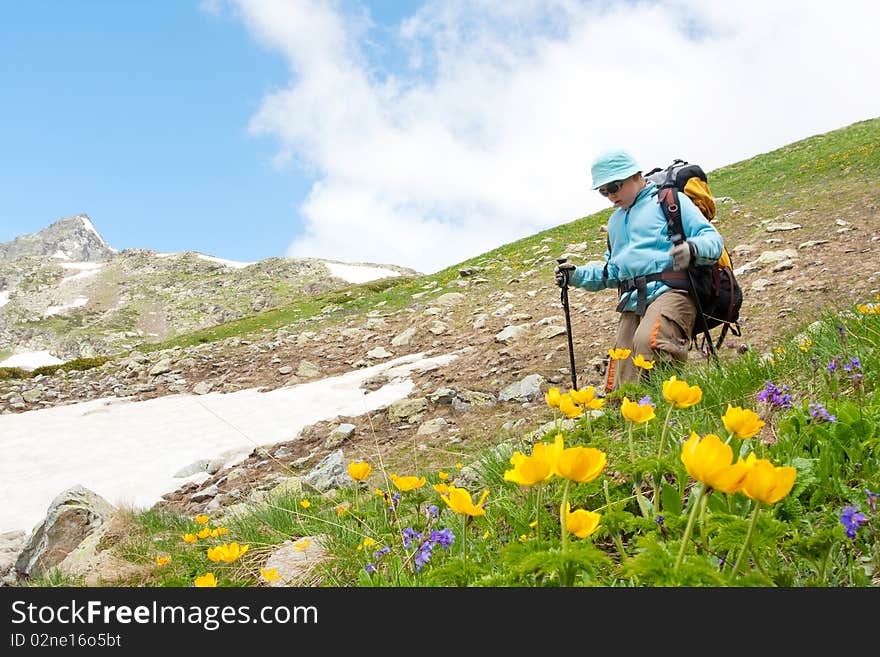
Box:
[731,501,761,578]
[536,484,543,538]
[559,479,572,586]
[604,479,627,561]
[657,403,675,459]
[560,480,571,555]
[461,514,467,561]
[674,483,705,571]
[627,421,635,462]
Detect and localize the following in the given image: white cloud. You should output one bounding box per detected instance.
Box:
[231,0,880,273]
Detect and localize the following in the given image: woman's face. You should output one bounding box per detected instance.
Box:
[599,174,639,209]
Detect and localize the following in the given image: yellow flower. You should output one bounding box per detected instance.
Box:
[390,474,427,491]
[620,396,656,424]
[608,347,632,360]
[662,375,703,408]
[207,542,250,563]
[347,461,372,481]
[798,339,813,351]
[740,455,797,505]
[300,499,311,509]
[631,354,655,370]
[545,387,562,408]
[569,386,605,410]
[441,486,489,516]
[155,556,171,567]
[182,533,198,543]
[503,441,555,486]
[558,394,584,419]
[335,503,349,517]
[294,539,311,552]
[722,404,765,439]
[482,530,490,539]
[211,526,229,538]
[680,433,750,493]
[361,537,376,548]
[554,444,607,483]
[194,514,209,525]
[260,568,280,582]
[564,503,602,539]
[196,527,212,539]
[455,462,463,469]
[433,482,451,494]
[529,520,538,528]
[374,488,384,496]
[194,572,217,587]
[438,471,450,481]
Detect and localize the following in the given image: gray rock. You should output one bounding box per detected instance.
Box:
[435,292,466,307]
[296,361,321,378]
[324,423,356,448]
[495,325,530,343]
[303,450,353,493]
[391,327,417,347]
[15,485,116,581]
[387,397,429,423]
[499,374,546,402]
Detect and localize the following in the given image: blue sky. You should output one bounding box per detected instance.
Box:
[2,1,879,275]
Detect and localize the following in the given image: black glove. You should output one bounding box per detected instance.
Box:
[669,242,696,271]
[555,262,576,288]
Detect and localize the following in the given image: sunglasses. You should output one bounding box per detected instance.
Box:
[598,179,626,197]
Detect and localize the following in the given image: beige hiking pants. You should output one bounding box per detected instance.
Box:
[604,289,696,392]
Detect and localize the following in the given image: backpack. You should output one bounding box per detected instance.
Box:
[644,159,743,356]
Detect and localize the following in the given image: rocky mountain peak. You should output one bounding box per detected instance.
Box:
[0,214,117,263]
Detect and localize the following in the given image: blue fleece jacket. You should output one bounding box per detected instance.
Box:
[569,182,723,312]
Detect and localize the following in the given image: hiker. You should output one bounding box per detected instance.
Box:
[555,148,724,392]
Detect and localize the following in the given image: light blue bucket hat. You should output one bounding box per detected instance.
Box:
[590,148,641,189]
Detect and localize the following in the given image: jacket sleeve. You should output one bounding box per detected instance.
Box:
[680,194,723,264]
[569,256,620,291]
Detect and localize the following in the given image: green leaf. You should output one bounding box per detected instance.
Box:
[661,482,682,516]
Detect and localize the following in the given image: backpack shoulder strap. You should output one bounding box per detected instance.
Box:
[656,176,717,359]
[655,166,685,244]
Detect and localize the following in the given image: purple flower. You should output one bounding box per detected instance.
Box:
[756,381,793,409]
[413,544,435,572]
[429,528,455,550]
[425,504,439,519]
[808,402,836,423]
[840,505,867,540]
[654,515,665,526]
[402,527,422,549]
[843,357,861,373]
[365,563,377,574]
[827,357,841,374]
[866,489,879,513]
[639,395,655,408]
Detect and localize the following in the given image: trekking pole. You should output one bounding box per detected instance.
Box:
[557,258,578,390]
[672,236,717,361]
